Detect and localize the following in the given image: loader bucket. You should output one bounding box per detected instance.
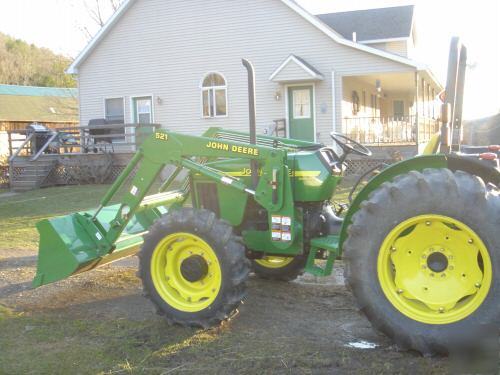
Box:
[33,190,185,288]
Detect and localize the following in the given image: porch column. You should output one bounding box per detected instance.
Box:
[414,71,419,145]
[331,71,337,133]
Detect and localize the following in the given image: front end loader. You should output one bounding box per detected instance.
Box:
[33,42,499,356]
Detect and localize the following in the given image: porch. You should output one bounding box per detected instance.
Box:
[6,123,159,191]
[342,71,441,146]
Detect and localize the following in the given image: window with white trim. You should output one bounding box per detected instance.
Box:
[104,97,125,141]
[201,73,227,118]
[105,98,125,123]
[132,96,153,124]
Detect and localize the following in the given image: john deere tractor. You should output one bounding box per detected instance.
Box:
[33,39,498,355]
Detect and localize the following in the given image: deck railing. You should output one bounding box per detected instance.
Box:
[7,123,161,159]
[343,116,439,145]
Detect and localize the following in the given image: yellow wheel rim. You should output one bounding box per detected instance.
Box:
[255,256,294,269]
[378,215,492,324]
[151,232,222,312]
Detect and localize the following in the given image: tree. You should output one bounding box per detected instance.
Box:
[0,33,76,88]
[82,0,123,39]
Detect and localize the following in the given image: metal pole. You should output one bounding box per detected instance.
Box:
[441,37,461,153]
[452,44,467,151]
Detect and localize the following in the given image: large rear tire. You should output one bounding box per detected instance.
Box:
[343,169,499,355]
[139,208,250,328]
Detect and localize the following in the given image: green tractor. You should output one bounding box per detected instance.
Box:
[33,39,498,356]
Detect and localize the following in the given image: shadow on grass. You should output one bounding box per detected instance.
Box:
[0,295,207,374]
[0,281,32,298]
[0,255,37,270]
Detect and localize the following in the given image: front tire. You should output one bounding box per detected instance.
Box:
[344,169,499,355]
[139,208,250,328]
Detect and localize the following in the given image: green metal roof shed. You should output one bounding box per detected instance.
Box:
[0,84,79,129]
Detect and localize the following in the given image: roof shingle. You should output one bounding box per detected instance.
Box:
[317,5,414,42]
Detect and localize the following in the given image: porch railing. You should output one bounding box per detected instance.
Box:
[343,116,439,145]
[7,123,161,159]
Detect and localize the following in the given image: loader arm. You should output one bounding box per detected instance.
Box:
[94,129,295,249]
[33,129,297,287]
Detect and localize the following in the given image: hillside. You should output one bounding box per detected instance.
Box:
[463,113,500,145]
[0,33,75,88]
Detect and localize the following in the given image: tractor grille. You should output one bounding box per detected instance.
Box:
[196,183,220,217]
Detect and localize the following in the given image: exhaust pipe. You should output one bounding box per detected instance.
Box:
[242,59,259,187]
[441,37,467,153]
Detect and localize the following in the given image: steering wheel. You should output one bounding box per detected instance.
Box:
[330,132,372,158]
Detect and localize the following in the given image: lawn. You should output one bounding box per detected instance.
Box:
[0,183,353,251]
[0,182,449,375]
[0,185,124,251]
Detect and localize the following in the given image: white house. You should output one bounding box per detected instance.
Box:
[68,0,442,147]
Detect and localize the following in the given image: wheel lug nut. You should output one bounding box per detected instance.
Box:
[448,266,454,270]
[426,221,431,226]
[397,289,404,294]
[422,254,427,259]
[421,265,427,269]
[441,273,446,278]
[468,239,474,244]
[438,307,445,313]
[391,246,397,252]
[475,283,481,288]
[430,273,435,277]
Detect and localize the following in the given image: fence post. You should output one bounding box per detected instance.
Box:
[8,131,12,157]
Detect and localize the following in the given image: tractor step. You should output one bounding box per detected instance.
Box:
[305,235,339,277]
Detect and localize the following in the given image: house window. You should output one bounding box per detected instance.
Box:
[293,89,311,118]
[393,100,405,120]
[105,98,125,123]
[132,96,153,124]
[370,94,377,117]
[202,73,227,118]
[432,88,436,118]
[104,97,125,141]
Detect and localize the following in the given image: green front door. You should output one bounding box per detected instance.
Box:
[288,86,314,141]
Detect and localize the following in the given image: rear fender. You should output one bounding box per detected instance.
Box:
[338,154,500,253]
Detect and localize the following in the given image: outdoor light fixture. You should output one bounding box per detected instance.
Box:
[156,96,163,105]
[376,79,382,93]
[275,88,282,101]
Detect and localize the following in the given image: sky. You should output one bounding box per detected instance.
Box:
[0,0,498,119]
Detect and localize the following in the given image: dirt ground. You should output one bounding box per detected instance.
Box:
[0,247,450,374]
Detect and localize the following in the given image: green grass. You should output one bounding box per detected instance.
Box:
[0,182,354,251]
[0,185,131,251]
[0,183,449,374]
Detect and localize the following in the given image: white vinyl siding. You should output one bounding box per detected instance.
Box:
[78,0,416,144]
[367,40,409,58]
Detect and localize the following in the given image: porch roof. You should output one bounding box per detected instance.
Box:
[269,55,324,83]
[345,69,443,93]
